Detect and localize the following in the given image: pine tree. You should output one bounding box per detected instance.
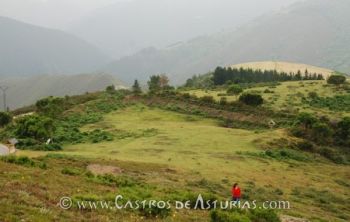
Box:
[132,79,142,95]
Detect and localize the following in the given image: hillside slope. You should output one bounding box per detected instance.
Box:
[0,74,124,110]
[103,0,350,84]
[0,16,110,77]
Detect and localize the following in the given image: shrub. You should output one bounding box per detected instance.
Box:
[61,167,81,176]
[94,174,137,187]
[0,112,12,127]
[263,89,274,94]
[296,141,314,151]
[311,122,333,144]
[16,138,62,151]
[0,155,35,167]
[308,92,319,99]
[327,75,346,85]
[36,96,64,117]
[139,203,171,218]
[219,97,228,105]
[210,210,251,222]
[335,117,350,146]
[319,148,346,164]
[227,85,243,96]
[106,85,116,94]
[200,96,215,104]
[88,129,114,143]
[295,112,318,130]
[239,94,263,106]
[248,209,280,222]
[15,115,55,141]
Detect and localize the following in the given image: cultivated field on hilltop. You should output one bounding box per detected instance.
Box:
[231,61,336,79]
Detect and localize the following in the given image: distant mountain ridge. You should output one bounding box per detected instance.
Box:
[0,16,110,77]
[0,74,124,110]
[102,0,350,84]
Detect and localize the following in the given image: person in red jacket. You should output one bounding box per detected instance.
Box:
[232,183,241,202]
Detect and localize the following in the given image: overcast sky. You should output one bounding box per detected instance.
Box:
[0,0,128,29]
[0,0,302,30]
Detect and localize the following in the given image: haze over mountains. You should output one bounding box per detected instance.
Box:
[0,0,350,107]
[70,0,299,58]
[1,74,123,110]
[103,0,350,84]
[0,16,109,77]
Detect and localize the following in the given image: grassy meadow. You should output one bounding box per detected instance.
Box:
[184,80,350,117]
[1,77,350,222]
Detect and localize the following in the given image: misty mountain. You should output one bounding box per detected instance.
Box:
[0,74,124,110]
[102,0,350,84]
[0,16,110,77]
[70,0,298,58]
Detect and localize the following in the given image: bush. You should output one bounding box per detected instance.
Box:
[311,122,333,144]
[249,209,280,222]
[16,138,62,151]
[36,96,64,117]
[327,75,346,85]
[88,129,114,143]
[296,141,314,151]
[0,155,35,167]
[308,92,319,99]
[0,112,12,127]
[295,112,318,129]
[335,117,350,146]
[94,174,137,187]
[61,167,81,176]
[319,148,346,164]
[227,85,243,96]
[239,94,263,106]
[210,210,251,222]
[219,97,228,105]
[200,96,216,104]
[139,203,171,218]
[15,115,55,141]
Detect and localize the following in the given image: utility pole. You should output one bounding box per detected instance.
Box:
[0,86,9,112]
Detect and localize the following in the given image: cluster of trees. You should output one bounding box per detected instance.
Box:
[147,74,173,94]
[212,67,324,85]
[292,113,350,147]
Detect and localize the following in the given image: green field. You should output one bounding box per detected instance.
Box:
[1,76,350,222]
[184,80,350,117]
[14,104,350,221]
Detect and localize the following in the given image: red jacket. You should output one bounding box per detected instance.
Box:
[232,187,241,198]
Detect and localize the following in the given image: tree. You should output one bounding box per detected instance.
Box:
[148,75,161,93]
[0,112,12,127]
[327,75,346,85]
[106,85,116,94]
[227,84,243,97]
[132,80,142,95]
[239,93,263,106]
[36,96,64,118]
[159,74,169,88]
